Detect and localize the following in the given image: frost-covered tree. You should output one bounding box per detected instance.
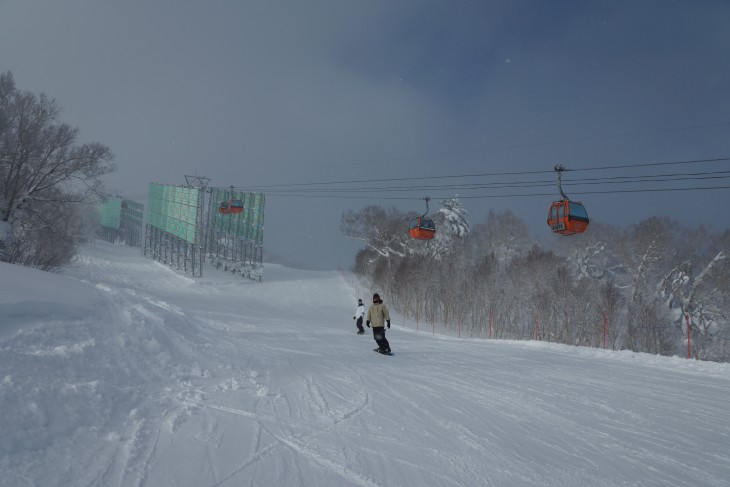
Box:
[551,222,622,280]
[618,217,676,298]
[483,209,530,263]
[619,217,678,353]
[344,201,730,362]
[659,226,729,360]
[0,71,115,268]
[437,195,469,238]
[341,205,408,261]
[401,196,470,261]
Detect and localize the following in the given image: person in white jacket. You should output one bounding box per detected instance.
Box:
[353,299,365,335]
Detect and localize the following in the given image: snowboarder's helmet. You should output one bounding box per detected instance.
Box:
[358,299,363,304]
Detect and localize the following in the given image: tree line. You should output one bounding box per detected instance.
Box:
[0,71,114,269]
[342,198,730,362]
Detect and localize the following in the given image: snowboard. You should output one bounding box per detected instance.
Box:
[373,348,393,356]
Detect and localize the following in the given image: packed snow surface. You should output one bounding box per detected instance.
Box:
[1,242,729,486]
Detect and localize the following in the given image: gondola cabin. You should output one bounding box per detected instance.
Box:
[229,199,244,213]
[547,200,589,236]
[218,199,244,215]
[409,216,436,240]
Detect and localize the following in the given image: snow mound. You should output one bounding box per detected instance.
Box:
[0,262,102,339]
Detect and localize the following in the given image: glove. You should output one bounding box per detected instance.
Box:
[353,316,355,320]
[366,321,370,328]
[387,320,391,329]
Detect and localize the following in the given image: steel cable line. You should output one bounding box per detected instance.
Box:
[107,157,730,201]
[256,170,730,195]
[237,156,730,191]
[106,183,730,203]
[568,157,730,173]
[109,175,730,201]
[263,184,730,200]
[457,185,730,199]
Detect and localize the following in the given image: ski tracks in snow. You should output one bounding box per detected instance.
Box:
[194,367,375,487]
[87,279,376,485]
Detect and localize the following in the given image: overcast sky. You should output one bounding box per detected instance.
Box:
[2,0,729,269]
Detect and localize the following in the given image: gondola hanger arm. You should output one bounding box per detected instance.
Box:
[554,165,569,200]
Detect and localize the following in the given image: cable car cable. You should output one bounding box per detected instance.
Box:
[236,156,730,191]
[250,184,730,201]
[107,157,730,201]
[255,170,730,195]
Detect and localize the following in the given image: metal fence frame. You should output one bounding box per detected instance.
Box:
[143,182,265,280]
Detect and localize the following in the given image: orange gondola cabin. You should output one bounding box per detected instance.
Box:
[218,199,244,214]
[547,165,589,236]
[547,199,589,236]
[409,197,436,240]
[409,216,436,240]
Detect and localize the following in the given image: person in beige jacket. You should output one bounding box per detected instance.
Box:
[366,293,391,354]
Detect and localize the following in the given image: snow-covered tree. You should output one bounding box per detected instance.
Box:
[483,209,530,263]
[659,227,729,360]
[437,195,469,238]
[619,217,679,353]
[341,205,408,262]
[396,196,470,261]
[0,71,114,268]
[551,222,622,280]
[343,202,730,361]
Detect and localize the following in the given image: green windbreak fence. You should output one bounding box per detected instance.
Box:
[97,197,145,247]
[122,200,145,227]
[98,198,144,229]
[211,189,265,244]
[147,183,200,244]
[98,198,122,229]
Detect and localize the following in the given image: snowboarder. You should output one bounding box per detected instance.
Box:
[353,298,365,334]
[366,293,391,354]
